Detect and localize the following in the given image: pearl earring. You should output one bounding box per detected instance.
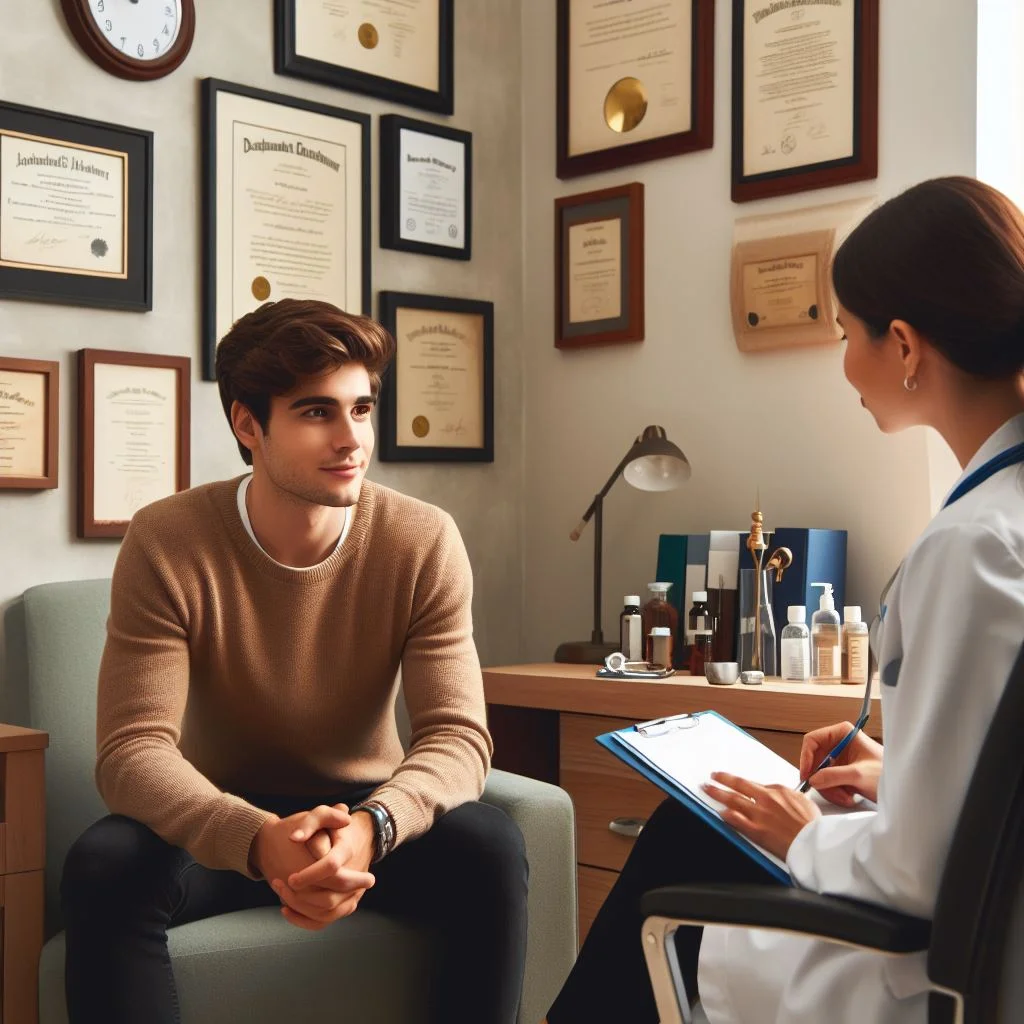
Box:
[903,375,918,392]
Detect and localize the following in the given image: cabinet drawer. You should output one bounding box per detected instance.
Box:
[560,713,665,872]
[578,865,618,944]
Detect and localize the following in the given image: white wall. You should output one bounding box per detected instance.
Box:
[520,0,978,661]
[0,1,524,695]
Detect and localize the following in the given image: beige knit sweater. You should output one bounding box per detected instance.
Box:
[95,477,492,876]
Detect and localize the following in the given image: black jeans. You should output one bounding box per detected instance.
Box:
[547,798,778,1024]
[61,787,529,1024]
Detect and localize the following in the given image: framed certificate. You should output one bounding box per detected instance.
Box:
[731,0,879,202]
[557,0,714,179]
[555,183,644,350]
[275,0,454,115]
[201,78,370,382]
[0,356,59,490]
[378,291,494,463]
[380,114,471,261]
[0,101,152,310]
[730,229,840,352]
[78,349,191,538]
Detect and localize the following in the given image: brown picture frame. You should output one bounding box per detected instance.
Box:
[0,356,59,490]
[557,0,715,179]
[78,349,191,539]
[731,0,879,203]
[555,183,644,350]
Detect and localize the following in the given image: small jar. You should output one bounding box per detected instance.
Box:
[649,626,672,668]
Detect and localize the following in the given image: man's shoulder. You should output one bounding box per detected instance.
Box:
[364,481,455,533]
[130,477,241,543]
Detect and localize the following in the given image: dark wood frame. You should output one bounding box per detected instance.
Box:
[377,291,494,463]
[555,183,644,350]
[60,0,196,81]
[0,357,59,490]
[380,114,472,261]
[274,0,454,115]
[0,101,153,311]
[200,78,371,382]
[77,348,191,539]
[731,0,879,203]
[556,0,715,179]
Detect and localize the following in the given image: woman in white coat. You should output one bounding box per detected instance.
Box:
[544,175,1024,1024]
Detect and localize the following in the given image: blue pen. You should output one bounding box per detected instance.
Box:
[797,673,874,794]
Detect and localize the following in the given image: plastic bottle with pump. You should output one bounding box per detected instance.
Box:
[810,583,841,683]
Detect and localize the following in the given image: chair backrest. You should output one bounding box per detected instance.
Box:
[928,638,1024,1023]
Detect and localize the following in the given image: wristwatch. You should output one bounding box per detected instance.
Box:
[351,800,396,863]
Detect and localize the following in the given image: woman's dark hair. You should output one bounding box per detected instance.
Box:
[832,176,1024,379]
[216,298,396,465]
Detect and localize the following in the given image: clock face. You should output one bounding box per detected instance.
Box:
[85,0,183,63]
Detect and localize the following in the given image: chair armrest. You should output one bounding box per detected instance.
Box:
[641,883,931,954]
[481,769,578,1024]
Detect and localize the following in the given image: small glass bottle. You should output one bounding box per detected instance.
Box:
[619,595,643,661]
[842,605,870,686]
[641,582,678,664]
[649,626,673,668]
[810,583,841,683]
[688,591,714,676]
[780,606,810,682]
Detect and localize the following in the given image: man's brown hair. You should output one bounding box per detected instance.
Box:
[216,299,396,465]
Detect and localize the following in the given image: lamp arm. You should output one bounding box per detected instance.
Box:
[568,451,633,541]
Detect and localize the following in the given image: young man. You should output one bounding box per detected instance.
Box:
[61,299,528,1024]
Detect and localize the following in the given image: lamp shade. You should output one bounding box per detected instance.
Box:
[622,425,691,492]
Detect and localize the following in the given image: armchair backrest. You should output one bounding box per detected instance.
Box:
[928,638,1024,1023]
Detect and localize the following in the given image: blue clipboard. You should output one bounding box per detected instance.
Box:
[597,710,793,886]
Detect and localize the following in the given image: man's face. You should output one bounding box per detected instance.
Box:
[249,363,376,508]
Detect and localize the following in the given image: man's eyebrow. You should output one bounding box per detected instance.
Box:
[287,394,377,410]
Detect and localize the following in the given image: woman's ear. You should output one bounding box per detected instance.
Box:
[889,319,924,379]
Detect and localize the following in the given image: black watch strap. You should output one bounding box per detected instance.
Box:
[352,801,395,863]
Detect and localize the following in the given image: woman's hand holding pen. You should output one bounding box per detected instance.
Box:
[799,721,884,807]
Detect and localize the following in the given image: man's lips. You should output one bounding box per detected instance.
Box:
[322,465,362,476]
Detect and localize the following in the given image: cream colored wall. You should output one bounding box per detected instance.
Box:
[520,0,978,661]
[0,1,524,691]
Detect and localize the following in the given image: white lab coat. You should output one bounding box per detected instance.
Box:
[698,414,1024,1024]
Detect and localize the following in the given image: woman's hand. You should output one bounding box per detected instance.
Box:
[800,721,884,806]
[702,773,821,861]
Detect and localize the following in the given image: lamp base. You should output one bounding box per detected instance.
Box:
[553,639,619,665]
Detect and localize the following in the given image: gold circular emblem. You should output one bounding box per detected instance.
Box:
[358,22,379,49]
[603,77,649,133]
[251,276,271,301]
[412,415,430,438]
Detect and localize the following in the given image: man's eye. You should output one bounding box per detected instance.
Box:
[303,407,328,418]
[353,405,372,417]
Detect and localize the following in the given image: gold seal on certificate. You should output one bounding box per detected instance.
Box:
[358,22,379,49]
[412,415,430,438]
[604,78,648,133]
[251,276,271,301]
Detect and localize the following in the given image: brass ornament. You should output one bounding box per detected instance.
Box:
[251,276,271,301]
[412,415,430,438]
[603,77,648,133]
[358,22,379,49]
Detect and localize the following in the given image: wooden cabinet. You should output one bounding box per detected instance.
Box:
[484,664,881,944]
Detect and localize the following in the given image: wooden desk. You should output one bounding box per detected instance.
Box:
[0,724,48,1024]
[483,663,881,941]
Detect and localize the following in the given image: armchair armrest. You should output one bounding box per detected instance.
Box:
[641,883,931,954]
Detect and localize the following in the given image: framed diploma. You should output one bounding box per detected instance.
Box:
[380,114,471,261]
[731,0,879,203]
[730,229,840,352]
[378,291,494,463]
[557,0,714,179]
[275,0,454,115]
[0,356,58,490]
[78,349,191,539]
[201,79,370,382]
[555,183,644,350]
[0,101,153,311]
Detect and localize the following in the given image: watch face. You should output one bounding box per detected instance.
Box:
[86,0,183,62]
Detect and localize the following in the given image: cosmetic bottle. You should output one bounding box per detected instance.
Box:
[810,583,841,684]
[842,605,870,686]
[780,606,810,682]
[619,596,643,662]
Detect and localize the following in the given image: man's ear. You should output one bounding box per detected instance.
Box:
[230,401,262,457]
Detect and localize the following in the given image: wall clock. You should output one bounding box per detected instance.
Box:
[60,0,196,81]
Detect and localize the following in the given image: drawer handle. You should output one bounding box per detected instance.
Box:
[608,817,646,839]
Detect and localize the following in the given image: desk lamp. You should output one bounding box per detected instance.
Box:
[554,425,691,664]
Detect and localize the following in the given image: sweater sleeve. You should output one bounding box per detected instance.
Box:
[370,512,493,847]
[786,524,1024,914]
[95,516,272,876]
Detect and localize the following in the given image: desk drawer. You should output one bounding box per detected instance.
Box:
[560,713,664,872]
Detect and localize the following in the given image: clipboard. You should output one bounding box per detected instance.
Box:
[597,710,801,884]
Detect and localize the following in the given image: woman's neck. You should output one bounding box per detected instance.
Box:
[931,379,1024,468]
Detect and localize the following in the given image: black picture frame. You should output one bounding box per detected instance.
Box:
[274,0,454,115]
[378,291,494,463]
[201,78,371,382]
[0,100,153,311]
[380,114,472,261]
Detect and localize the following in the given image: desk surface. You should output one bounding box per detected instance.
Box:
[482,663,883,739]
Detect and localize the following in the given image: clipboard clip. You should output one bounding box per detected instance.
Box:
[634,712,699,738]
